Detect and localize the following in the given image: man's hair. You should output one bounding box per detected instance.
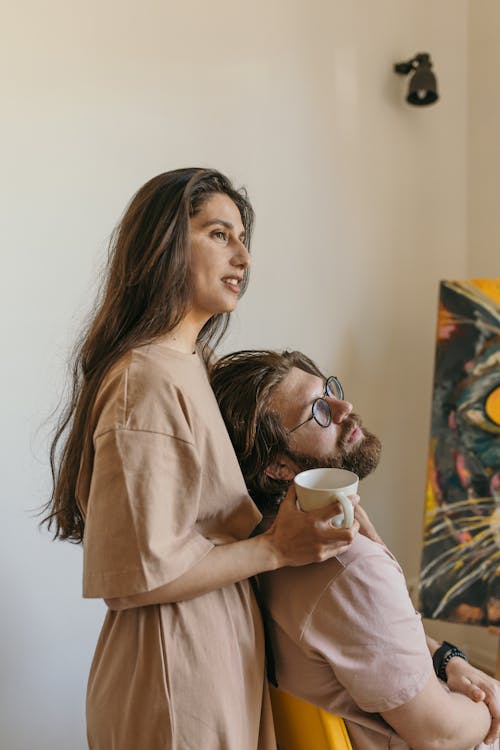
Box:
[210,349,324,512]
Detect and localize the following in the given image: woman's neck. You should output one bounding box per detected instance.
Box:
[160,312,208,353]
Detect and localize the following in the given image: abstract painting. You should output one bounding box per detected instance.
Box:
[419,279,500,626]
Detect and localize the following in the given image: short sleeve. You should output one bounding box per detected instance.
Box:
[306,546,433,713]
[82,427,214,598]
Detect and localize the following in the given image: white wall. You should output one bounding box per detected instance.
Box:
[468,0,500,278]
[423,0,500,679]
[2,1,489,747]
[422,0,500,678]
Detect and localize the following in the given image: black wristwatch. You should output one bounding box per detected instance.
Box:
[432,640,468,682]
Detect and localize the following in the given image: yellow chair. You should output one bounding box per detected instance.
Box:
[270,686,353,750]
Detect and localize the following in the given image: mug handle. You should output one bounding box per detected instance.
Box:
[330,491,354,529]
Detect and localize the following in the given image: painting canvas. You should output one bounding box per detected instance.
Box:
[419,279,500,626]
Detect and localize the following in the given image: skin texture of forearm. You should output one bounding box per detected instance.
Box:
[382,673,491,750]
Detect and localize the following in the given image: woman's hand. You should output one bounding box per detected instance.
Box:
[353,499,385,545]
[446,658,500,744]
[263,485,359,567]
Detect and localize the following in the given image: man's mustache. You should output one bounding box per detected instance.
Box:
[338,413,362,448]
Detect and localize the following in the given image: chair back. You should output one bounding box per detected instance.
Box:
[270,686,353,750]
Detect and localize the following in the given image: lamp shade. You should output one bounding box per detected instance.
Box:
[407,65,438,106]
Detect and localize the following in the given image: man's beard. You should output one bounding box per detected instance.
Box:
[287,413,382,479]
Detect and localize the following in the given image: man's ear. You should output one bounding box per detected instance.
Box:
[264,455,297,481]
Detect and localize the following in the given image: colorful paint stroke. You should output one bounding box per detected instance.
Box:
[419,279,500,626]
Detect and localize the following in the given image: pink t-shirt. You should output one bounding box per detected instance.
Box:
[261,534,495,750]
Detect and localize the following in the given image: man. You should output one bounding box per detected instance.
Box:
[211,349,500,750]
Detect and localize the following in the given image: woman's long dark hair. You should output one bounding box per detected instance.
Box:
[42,168,254,542]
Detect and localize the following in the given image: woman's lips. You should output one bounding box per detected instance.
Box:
[222,277,241,294]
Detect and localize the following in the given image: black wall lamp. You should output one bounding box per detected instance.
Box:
[394,52,439,106]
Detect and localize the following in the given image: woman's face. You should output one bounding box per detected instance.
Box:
[188,193,250,323]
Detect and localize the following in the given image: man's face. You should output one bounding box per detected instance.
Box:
[269,366,381,479]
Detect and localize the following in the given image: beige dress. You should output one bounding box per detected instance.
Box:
[77,340,276,750]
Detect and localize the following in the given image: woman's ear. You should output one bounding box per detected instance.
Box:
[264,455,296,481]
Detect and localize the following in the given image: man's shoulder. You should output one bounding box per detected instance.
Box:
[260,535,399,637]
[263,535,432,719]
[263,534,396,590]
[339,532,399,564]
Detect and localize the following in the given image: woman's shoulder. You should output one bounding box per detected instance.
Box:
[93,344,199,440]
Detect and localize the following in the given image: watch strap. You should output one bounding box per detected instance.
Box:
[432,640,468,682]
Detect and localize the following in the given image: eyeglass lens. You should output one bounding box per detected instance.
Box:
[325,376,343,400]
[312,399,331,427]
[310,377,344,428]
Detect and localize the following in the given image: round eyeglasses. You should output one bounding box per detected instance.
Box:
[289,376,344,433]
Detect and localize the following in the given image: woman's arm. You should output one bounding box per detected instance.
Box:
[106,486,358,609]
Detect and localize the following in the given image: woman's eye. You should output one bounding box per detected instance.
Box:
[213,230,227,242]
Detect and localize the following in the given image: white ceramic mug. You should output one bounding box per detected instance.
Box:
[294,468,358,528]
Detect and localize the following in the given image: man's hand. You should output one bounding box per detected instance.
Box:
[265,485,359,567]
[446,657,500,744]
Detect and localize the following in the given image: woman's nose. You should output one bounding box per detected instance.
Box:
[232,240,251,269]
[327,398,353,423]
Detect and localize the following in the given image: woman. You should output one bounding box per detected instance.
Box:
[43,168,357,749]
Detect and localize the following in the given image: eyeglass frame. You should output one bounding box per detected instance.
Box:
[288,376,344,433]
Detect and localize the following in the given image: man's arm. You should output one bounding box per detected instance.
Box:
[381,672,491,750]
[426,634,500,744]
[355,506,500,745]
[304,539,492,750]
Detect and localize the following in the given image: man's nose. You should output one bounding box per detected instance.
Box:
[327,397,353,423]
